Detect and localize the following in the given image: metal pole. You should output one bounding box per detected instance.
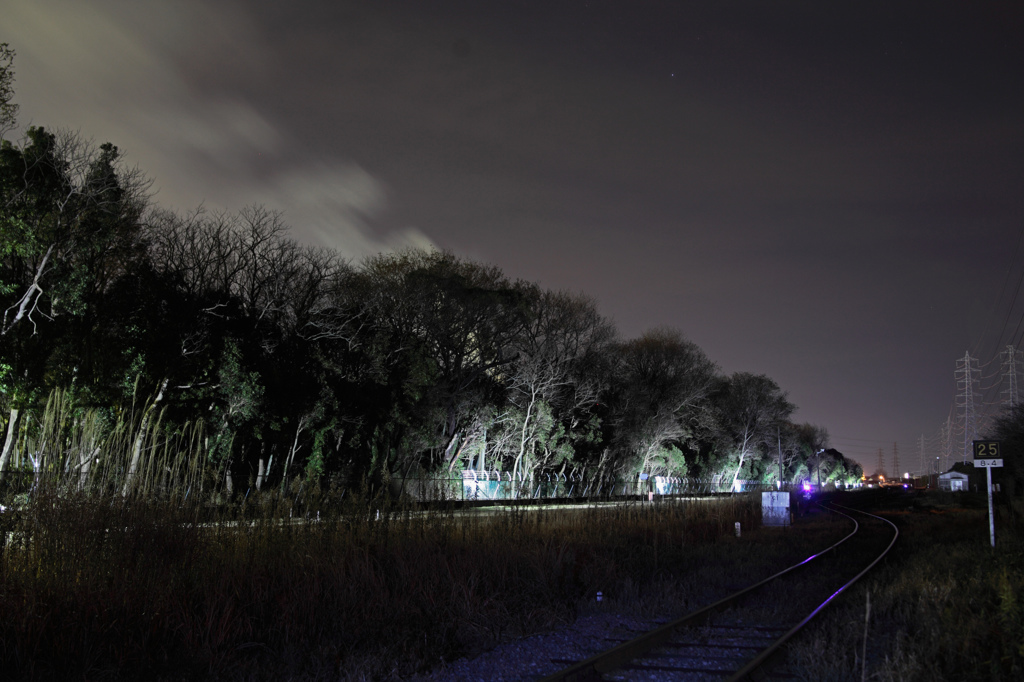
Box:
[817,449,823,491]
[987,465,995,548]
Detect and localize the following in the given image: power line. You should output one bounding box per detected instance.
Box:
[972,219,1024,362]
[955,352,981,463]
[1002,345,1020,408]
[940,413,953,473]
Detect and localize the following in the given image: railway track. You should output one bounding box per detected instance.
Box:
[539,502,898,681]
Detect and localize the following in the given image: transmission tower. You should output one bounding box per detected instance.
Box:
[892,442,900,479]
[876,447,885,477]
[940,415,953,473]
[1002,345,1021,407]
[955,352,981,463]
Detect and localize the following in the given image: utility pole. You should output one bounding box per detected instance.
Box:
[918,434,926,477]
[777,427,784,488]
[817,449,823,490]
[892,442,900,480]
[955,352,981,463]
[1002,345,1020,407]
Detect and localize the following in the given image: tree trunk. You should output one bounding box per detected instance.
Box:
[730,449,747,493]
[224,460,234,496]
[281,415,307,495]
[511,393,536,495]
[78,444,98,491]
[123,379,168,496]
[256,457,266,491]
[730,427,754,493]
[639,440,659,479]
[0,406,20,484]
[255,440,270,491]
[442,432,460,471]
[478,427,486,473]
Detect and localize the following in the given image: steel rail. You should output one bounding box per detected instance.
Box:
[537,505,863,682]
[723,503,899,681]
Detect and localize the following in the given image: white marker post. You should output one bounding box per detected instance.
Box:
[973,440,1003,548]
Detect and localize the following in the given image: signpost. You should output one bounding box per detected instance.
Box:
[973,440,1003,548]
[761,491,791,527]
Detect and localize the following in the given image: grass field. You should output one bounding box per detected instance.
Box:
[0,488,849,681]
[789,489,1024,682]
[2,487,1018,680]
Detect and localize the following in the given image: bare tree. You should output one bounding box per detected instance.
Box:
[0,43,18,139]
[356,249,528,477]
[610,328,719,479]
[715,373,794,492]
[499,288,616,486]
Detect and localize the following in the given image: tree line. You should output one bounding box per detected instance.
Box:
[0,46,862,497]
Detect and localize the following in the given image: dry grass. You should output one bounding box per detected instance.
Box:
[0,393,858,680]
[786,490,1024,682]
[0,490,848,681]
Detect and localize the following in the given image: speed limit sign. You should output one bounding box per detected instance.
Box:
[973,440,1003,467]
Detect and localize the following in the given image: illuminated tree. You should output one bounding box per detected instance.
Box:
[714,373,794,491]
[1,129,148,337]
[786,422,830,484]
[351,250,526,483]
[0,52,824,500]
[496,288,615,487]
[609,328,718,479]
[0,127,148,482]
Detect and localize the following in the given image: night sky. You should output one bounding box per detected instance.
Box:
[5,0,1023,472]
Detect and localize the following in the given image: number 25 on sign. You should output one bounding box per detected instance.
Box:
[973,440,1001,460]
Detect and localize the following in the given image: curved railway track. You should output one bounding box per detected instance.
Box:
[539,502,898,682]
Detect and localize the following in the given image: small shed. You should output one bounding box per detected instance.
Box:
[938,471,969,492]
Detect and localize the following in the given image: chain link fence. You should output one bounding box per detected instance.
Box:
[393,470,774,502]
[0,467,776,505]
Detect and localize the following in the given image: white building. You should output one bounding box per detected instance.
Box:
[938,471,969,492]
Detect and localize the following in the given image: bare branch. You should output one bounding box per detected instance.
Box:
[2,243,54,335]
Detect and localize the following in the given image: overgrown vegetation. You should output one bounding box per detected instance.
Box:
[789,490,1024,681]
[0,485,844,681]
